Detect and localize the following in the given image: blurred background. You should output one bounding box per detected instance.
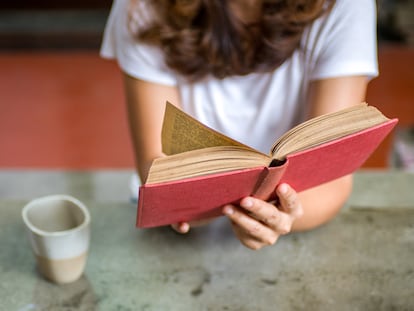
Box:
[0,0,413,170]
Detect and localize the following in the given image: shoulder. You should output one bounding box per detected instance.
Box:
[313,0,377,34]
[301,0,378,80]
[100,0,177,85]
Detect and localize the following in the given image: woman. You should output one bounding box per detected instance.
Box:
[101,0,378,249]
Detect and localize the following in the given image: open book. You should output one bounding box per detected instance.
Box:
[137,102,397,228]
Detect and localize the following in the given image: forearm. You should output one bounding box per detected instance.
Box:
[292,174,353,231]
[122,73,180,183]
[292,75,368,231]
[125,97,163,183]
[125,99,159,181]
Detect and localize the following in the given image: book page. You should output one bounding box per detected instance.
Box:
[270,103,390,160]
[147,146,270,183]
[162,102,248,155]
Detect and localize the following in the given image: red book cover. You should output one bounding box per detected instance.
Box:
[137,119,397,228]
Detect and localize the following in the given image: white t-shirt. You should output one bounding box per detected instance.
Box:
[101,0,378,153]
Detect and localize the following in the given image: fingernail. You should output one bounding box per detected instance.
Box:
[223,205,234,215]
[180,222,190,233]
[279,183,288,194]
[241,198,253,208]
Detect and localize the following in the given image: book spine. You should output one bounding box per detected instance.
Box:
[252,165,287,201]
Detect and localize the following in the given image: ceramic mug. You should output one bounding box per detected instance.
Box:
[22,195,91,284]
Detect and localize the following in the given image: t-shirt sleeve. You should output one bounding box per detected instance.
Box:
[305,0,379,80]
[100,0,177,86]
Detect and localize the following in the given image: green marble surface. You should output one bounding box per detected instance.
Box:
[0,170,413,311]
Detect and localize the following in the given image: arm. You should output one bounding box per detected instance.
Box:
[122,73,180,182]
[123,73,216,232]
[224,75,370,248]
[293,75,369,231]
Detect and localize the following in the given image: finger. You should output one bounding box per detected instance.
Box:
[238,196,292,234]
[223,205,277,243]
[238,196,281,226]
[231,222,280,250]
[171,222,190,234]
[236,236,268,250]
[276,183,304,219]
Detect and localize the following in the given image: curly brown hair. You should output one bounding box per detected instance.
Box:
[131,0,335,82]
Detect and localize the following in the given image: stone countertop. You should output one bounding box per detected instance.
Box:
[0,170,413,311]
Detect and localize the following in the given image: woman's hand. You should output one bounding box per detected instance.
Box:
[171,183,304,250]
[223,183,304,250]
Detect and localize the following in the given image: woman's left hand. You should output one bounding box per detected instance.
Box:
[222,183,304,250]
